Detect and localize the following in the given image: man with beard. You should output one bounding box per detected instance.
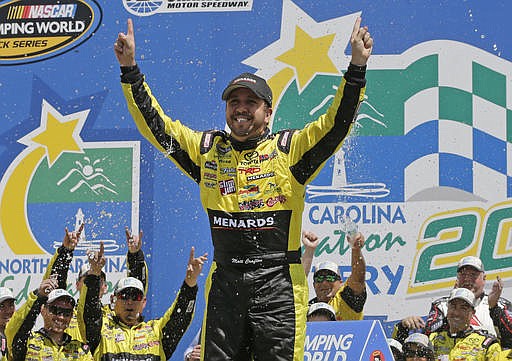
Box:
[114,14,372,361]
[424,256,512,348]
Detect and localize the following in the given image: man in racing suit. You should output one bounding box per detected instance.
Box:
[79,244,206,361]
[114,16,373,361]
[5,282,92,361]
[424,256,512,348]
[45,224,149,343]
[429,288,501,361]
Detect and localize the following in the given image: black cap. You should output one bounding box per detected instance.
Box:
[222,72,273,107]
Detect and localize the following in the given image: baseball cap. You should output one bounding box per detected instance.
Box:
[307,302,336,321]
[314,261,340,276]
[387,338,403,353]
[221,72,273,106]
[457,256,484,272]
[448,287,475,307]
[47,289,75,306]
[77,263,106,280]
[0,287,15,304]
[404,333,433,351]
[114,277,144,295]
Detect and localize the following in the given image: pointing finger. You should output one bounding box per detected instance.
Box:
[127,18,134,37]
[351,16,362,38]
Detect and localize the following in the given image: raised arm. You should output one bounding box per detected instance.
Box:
[42,223,83,288]
[345,232,366,295]
[301,231,320,276]
[161,247,207,359]
[125,227,148,293]
[6,278,57,361]
[77,242,105,353]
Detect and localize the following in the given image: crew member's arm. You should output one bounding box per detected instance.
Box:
[5,279,56,361]
[328,233,367,320]
[115,20,203,182]
[161,248,207,360]
[423,298,448,335]
[286,17,372,186]
[488,276,512,349]
[391,316,426,344]
[42,224,83,288]
[77,243,105,354]
[345,232,366,295]
[125,227,148,293]
[301,231,320,276]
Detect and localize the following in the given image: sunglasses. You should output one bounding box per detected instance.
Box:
[314,274,340,283]
[116,290,144,302]
[48,305,73,317]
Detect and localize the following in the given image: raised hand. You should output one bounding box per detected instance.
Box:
[302,231,320,251]
[488,275,504,308]
[350,17,373,66]
[39,277,58,296]
[350,232,365,250]
[125,226,143,254]
[63,223,83,251]
[86,242,106,276]
[185,247,208,287]
[114,18,136,67]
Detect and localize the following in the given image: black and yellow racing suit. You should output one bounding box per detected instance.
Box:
[120,63,366,360]
[79,274,197,361]
[46,244,149,343]
[5,291,92,361]
[430,328,501,360]
[425,293,512,348]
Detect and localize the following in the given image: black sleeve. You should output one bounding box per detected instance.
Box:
[423,298,448,335]
[10,292,46,361]
[341,285,367,313]
[127,249,148,293]
[490,298,512,349]
[49,246,74,289]
[162,282,198,360]
[81,274,102,353]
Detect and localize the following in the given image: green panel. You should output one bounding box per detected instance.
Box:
[273,54,440,136]
[472,62,506,107]
[28,147,134,203]
[439,87,473,126]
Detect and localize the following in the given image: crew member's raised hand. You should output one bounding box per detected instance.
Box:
[185,247,208,287]
[125,227,143,254]
[114,18,136,67]
[87,242,106,276]
[63,223,83,251]
[350,17,373,66]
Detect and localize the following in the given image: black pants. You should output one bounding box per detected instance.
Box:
[202,262,308,361]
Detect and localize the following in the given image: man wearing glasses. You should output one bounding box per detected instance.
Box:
[5,282,92,361]
[309,232,367,321]
[80,244,207,361]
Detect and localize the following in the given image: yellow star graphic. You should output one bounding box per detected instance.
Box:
[276,26,338,90]
[30,112,83,166]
